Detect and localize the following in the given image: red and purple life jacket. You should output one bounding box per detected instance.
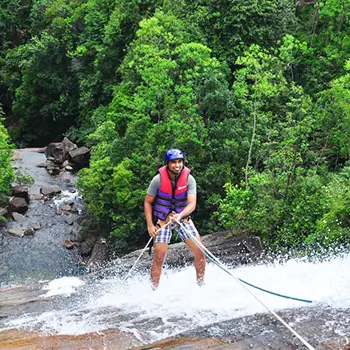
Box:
[153,165,190,221]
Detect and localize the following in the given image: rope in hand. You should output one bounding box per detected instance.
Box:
[123,220,173,281]
[175,219,316,350]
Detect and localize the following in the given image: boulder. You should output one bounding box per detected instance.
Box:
[68,147,90,168]
[12,185,29,203]
[87,238,108,269]
[44,138,89,173]
[80,237,97,257]
[61,137,77,155]
[40,185,61,197]
[9,197,28,214]
[7,228,24,237]
[121,232,263,272]
[12,212,25,222]
[45,142,65,164]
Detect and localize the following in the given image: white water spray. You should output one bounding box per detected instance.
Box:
[4,253,350,344]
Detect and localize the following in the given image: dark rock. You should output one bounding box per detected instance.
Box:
[121,232,263,271]
[80,237,97,257]
[45,142,65,164]
[61,137,77,154]
[9,197,28,214]
[68,147,90,168]
[12,185,29,203]
[24,227,35,236]
[87,238,108,269]
[47,167,61,175]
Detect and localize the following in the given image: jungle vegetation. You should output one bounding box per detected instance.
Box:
[0,0,349,254]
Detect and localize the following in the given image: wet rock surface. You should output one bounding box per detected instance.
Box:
[93,232,264,280]
[173,306,350,350]
[0,297,348,350]
[0,278,348,350]
[0,328,139,349]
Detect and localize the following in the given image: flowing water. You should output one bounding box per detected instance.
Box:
[1,252,349,346]
[0,150,85,287]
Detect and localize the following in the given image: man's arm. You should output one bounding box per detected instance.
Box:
[172,194,196,222]
[144,194,158,238]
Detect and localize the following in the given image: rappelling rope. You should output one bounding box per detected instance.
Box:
[175,219,316,350]
[183,230,313,303]
[123,220,172,281]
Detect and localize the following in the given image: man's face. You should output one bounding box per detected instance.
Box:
[167,159,184,175]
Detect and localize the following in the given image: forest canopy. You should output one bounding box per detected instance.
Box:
[0,0,349,253]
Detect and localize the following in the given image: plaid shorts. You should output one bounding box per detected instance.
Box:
[154,219,199,244]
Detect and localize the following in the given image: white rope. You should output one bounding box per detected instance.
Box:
[175,219,316,350]
[124,220,172,281]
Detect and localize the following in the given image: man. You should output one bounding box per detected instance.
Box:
[144,148,206,289]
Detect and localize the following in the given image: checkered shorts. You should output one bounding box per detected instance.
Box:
[154,219,199,244]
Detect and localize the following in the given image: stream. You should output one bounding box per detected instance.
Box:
[0,149,85,287]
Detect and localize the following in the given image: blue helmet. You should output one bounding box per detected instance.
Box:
[164,148,185,163]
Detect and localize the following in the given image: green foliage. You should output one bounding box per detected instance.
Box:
[219,170,327,251]
[0,113,14,197]
[0,0,348,255]
[78,11,226,249]
[14,169,34,186]
[312,62,350,167]
[173,0,298,67]
[0,0,32,51]
[2,31,80,145]
[305,167,350,248]
[295,0,350,92]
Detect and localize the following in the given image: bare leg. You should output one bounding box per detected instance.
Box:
[151,242,168,289]
[185,236,206,283]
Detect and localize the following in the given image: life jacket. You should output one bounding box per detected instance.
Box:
[153,165,190,221]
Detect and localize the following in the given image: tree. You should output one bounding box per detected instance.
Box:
[78,11,226,249]
[0,106,14,204]
[1,31,79,145]
[312,61,350,169]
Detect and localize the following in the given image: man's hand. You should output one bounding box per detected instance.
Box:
[147,224,159,238]
[170,213,182,223]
